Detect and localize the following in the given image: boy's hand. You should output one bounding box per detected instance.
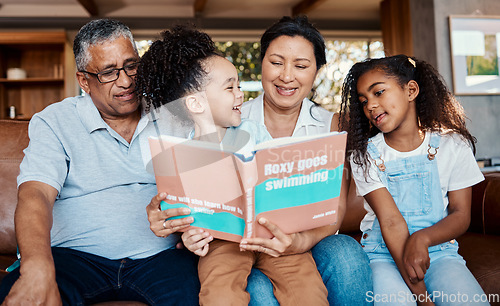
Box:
[181,229,213,257]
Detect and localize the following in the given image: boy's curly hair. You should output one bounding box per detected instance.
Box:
[135,24,219,122]
[339,54,476,170]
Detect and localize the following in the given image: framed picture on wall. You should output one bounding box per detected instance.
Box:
[449,15,500,95]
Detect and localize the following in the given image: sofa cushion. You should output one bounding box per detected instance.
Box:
[470,176,488,234]
[0,254,16,281]
[457,232,500,299]
[0,120,29,255]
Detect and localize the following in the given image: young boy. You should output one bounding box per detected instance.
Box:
[136,25,328,305]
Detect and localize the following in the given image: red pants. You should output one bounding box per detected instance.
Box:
[198,239,328,305]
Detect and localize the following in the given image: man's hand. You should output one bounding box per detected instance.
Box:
[7,182,61,305]
[147,193,194,238]
[2,260,61,306]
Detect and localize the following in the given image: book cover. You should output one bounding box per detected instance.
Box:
[149,131,347,243]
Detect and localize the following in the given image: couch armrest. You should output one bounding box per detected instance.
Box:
[482,172,500,235]
[470,172,500,235]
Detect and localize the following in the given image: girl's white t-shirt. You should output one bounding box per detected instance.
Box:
[350,131,484,232]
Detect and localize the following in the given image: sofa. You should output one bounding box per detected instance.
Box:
[1,119,499,304]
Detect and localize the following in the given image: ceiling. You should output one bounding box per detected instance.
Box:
[0,0,383,36]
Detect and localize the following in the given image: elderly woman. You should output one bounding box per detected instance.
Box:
[240,16,372,305]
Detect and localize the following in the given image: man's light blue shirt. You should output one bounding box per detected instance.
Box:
[18,95,178,260]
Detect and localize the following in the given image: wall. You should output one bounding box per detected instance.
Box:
[410,0,500,160]
[380,0,414,57]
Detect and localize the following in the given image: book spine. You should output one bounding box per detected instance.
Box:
[244,187,255,238]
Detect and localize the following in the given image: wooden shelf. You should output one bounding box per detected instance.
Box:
[0,31,76,120]
[0,32,67,44]
[0,78,64,83]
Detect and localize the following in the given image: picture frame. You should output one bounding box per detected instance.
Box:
[449,15,500,95]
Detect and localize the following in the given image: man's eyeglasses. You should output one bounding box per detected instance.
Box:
[81,62,139,83]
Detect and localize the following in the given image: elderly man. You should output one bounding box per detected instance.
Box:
[0,19,199,305]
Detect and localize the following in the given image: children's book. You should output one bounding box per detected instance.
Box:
[149,131,347,243]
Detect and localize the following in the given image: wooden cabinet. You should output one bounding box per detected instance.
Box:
[0,31,77,120]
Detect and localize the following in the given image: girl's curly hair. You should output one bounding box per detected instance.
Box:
[339,54,476,170]
[135,24,219,122]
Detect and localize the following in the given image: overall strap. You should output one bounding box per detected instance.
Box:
[367,138,386,171]
[427,133,441,160]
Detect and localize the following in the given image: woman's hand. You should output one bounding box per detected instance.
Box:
[146,193,194,238]
[181,229,213,256]
[239,218,303,257]
[403,232,431,283]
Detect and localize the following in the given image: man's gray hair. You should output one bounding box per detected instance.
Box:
[73,19,137,71]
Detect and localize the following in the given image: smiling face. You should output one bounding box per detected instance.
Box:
[356,69,419,136]
[261,35,317,112]
[202,56,244,128]
[76,36,140,120]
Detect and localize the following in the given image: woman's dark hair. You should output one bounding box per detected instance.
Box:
[260,15,326,71]
[261,15,326,119]
[339,54,476,170]
[135,25,219,122]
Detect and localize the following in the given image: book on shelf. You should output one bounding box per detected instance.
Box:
[149,131,347,243]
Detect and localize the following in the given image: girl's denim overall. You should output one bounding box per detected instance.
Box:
[362,134,488,305]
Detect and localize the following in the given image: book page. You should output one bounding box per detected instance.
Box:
[150,136,248,242]
[250,132,347,238]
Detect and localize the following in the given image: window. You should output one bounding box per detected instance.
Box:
[214,41,262,101]
[135,38,384,112]
[316,40,384,111]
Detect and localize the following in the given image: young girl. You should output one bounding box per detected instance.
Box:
[340,55,487,305]
[136,25,328,306]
